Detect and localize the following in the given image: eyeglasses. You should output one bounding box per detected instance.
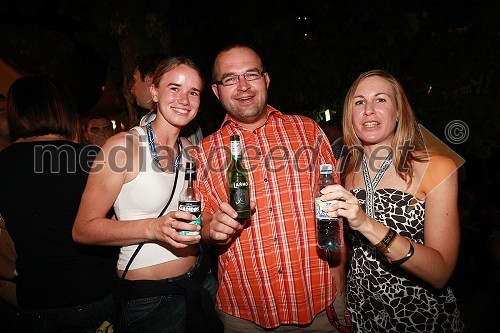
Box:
[215,70,265,86]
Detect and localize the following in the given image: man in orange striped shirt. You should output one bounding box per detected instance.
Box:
[195,44,348,332]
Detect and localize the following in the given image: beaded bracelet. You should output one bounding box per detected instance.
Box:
[390,238,415,266]
[374,228,397,254]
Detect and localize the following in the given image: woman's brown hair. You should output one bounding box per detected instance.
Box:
[151,56,204,91]
[6,74,79,141]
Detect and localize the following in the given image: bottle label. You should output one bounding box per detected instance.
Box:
[233,181,248,188]
[315,198,339,219]
[178,201,201,215]
[231,141,242,157]
[178,201,201,235]
[230,187,249,210]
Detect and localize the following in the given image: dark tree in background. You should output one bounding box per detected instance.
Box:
[0,0,497,137]
[0,0,500,330]
[0,0,174,127]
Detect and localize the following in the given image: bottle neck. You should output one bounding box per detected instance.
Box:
[231,154,242,163]
[319,172,335,187]
[183,172,198,195]
[230,140,242,161]
[184,171,197,181]
[184,179,198,188]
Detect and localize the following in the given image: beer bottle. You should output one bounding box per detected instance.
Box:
[178,161,201,235]
[227,135,250,222]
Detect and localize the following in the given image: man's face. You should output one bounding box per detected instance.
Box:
[211,47,269,128]
[130,67,153,110]
[85,118,113,146]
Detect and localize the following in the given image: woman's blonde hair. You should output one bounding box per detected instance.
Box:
[341,70,427,184]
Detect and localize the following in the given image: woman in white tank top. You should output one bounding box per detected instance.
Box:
[73,57,222,333]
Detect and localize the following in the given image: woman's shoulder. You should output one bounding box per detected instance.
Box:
[415,154,458,196]
[415,154,457,176]
[103,128,141,149]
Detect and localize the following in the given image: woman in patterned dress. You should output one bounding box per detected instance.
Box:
[319,70,464,332]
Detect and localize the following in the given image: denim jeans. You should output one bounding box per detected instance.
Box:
[115,270,218,333]
[16,293,113,333]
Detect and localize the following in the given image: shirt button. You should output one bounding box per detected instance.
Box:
[264,178,268,182]
[269,207,273,212]
[278,269,283,274]
[273,237,278,242]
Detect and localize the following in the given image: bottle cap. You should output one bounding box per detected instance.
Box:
[319,164,333,174]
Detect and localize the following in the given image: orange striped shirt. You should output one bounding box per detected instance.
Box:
[195,106,339,328]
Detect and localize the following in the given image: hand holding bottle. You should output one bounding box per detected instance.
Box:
[315,164,343,250]
[319,184,369,232]
[208,135,255,245]
[208,201,256,244]
[148,210,201,248]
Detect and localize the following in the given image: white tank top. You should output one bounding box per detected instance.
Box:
[114,126,185,270]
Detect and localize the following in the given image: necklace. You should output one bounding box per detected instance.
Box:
[145,123,181,173]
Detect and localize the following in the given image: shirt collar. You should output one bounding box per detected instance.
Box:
[220,105,286,130]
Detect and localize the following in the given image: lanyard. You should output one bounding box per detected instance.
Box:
[362,152,392,218]
[146,123,182,173]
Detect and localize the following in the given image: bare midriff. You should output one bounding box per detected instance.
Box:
[118,252,199,280]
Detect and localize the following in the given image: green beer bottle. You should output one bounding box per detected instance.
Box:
[227,135,250,222]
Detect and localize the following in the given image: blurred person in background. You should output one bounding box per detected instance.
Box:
[0,213,18,331]
[83,113,114,147]
[319,119,344,160]
[0,94,17,331]
[0,74,117,332]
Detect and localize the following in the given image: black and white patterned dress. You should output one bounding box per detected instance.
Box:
[347,156,464,332]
